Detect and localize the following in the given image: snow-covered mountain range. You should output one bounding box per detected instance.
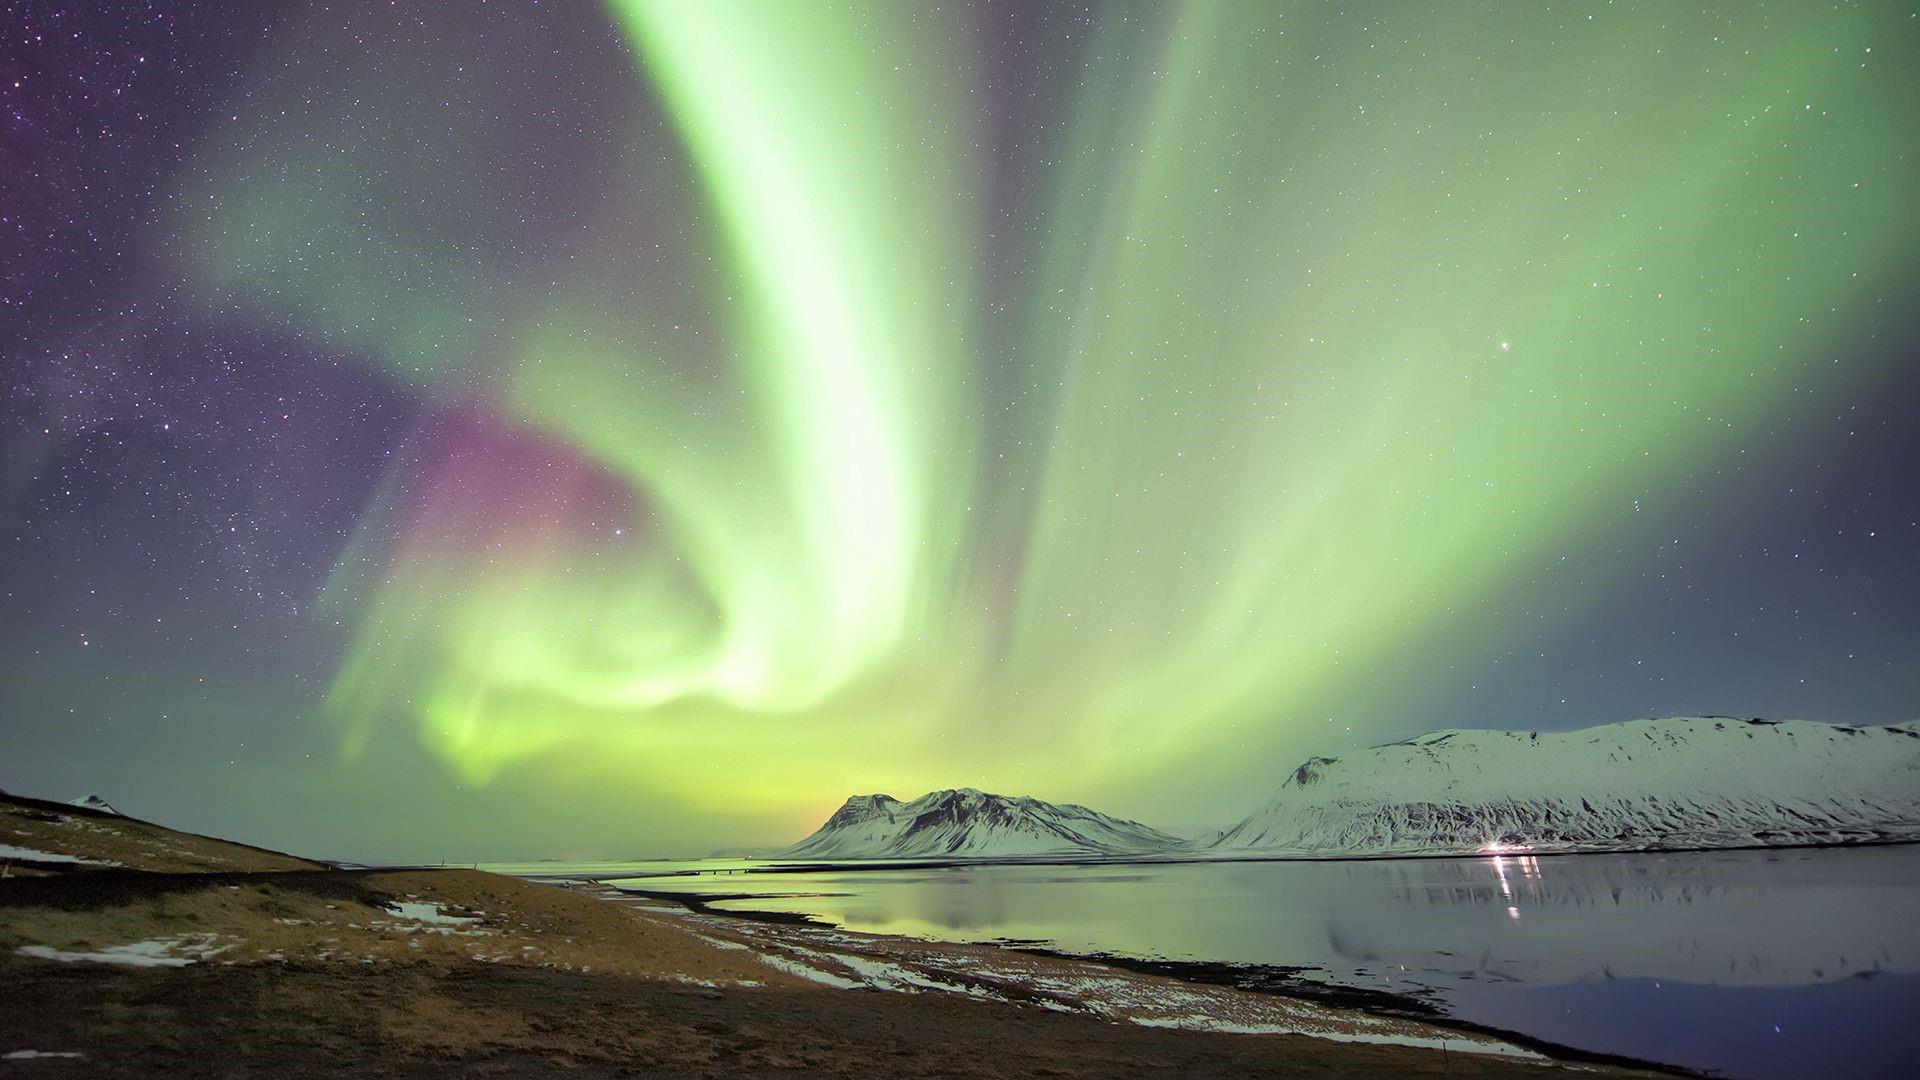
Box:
[1211,716,1920,856]
[779,788,1184,859]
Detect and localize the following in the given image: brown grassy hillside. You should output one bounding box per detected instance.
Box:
[1,792,322,874]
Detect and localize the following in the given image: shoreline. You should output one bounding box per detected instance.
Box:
[527,834,1920,885]
[0,794,1687,1077]
[1004,948,1696,1077]
[1,864,1681,1078]
[598,880,1692,1076]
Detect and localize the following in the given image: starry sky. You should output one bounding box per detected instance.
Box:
[3,1,1917,862]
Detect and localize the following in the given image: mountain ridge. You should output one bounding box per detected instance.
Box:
[779,788,1184,859]
[68,794,120,815]
[1211,715,1920,855]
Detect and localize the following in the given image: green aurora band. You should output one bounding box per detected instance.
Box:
[178,2,1917,828]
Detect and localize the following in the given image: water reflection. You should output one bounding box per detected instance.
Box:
[518,846,1920,1078]
[612,846,1919,990]
[1313,848,1917,986]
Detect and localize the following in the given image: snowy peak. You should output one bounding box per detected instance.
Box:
[1214,716,1920,855]
[780,788,1183,859]
[831,794,905,819]
[67,795,120,815]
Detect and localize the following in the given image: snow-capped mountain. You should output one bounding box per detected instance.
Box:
[67,795,120,815]
[1212,716,1920,856]
[780,788,1184,859]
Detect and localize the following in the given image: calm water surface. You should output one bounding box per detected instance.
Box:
[494,846,1920,1079]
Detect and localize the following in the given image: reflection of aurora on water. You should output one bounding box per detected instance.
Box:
[621,847,1920,990]
[609,847,1918,1078]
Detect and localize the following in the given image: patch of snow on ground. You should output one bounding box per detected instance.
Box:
[0,842,116,866]
[384,901,482,926]
[3,1050,85,1060]
[817,950,994,997]
[1128,1014,1536,1053]
[15,934,231,968]
[753,951,864,989]
[1129,1016,1538,1059]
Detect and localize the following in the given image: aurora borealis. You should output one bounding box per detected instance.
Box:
[4,1,1918,860]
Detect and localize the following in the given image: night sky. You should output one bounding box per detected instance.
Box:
[3,2,1917,862]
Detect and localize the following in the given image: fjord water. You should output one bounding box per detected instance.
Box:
[584,845,1920,1079]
